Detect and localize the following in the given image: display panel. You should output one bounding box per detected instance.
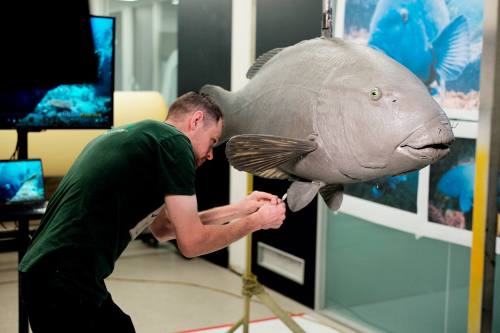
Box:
[0,16,115,129]
[0,159,45,204]
[344,171,419,213]
[342,0,483,120]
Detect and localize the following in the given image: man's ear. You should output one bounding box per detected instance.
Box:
[189,111,204,130]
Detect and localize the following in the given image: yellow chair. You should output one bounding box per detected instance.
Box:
[0,91,168,176]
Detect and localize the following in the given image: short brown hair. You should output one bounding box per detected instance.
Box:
[167,91,223,124]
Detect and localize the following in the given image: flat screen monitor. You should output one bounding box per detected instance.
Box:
[0,16,115,130]
[0,159,45,205]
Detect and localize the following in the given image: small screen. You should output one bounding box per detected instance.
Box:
[0,160,45,204]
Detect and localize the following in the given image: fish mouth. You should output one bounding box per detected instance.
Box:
[398,115,454,164]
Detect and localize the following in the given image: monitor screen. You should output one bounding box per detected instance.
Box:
[0,16,115,129]
[0,159,45,204]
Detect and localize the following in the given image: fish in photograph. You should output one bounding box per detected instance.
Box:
[437,162,500,214]
[437,162,474,213]
[370,174,408,198]
[201,37,454,212]
[446,0,483,51]
[367,0,470,94]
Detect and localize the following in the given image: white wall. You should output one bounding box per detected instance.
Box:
[228,0,256,274]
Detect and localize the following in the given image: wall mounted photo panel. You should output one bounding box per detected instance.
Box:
[428,138,476,230]
[344,171,419,213]
[341,0,483,119]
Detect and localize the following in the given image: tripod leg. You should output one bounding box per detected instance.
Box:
[243,292,251,333]
[255,288,306,333]
[226,318,243,333]
[226,291,252,333]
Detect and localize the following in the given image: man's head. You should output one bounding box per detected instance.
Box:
[166,92,223,168]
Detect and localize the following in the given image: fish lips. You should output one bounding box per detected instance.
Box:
[398,115,454,165]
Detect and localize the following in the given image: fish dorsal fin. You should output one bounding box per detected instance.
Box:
[225,134,317,174]
[432,15,470,81]
[319,184,344,211]
[287,181,323,212]
[246,48,284,79]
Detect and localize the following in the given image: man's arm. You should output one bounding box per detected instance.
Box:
[149,191,281,240]
[199,191,280,225]
[164,194,285,258]
[149,206,176,242]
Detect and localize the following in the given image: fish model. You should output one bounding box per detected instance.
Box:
[367,0,470,91]
[201,37,454,212]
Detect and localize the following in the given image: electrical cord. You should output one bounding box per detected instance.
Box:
[107,276,264,305]
[9,137,19,160]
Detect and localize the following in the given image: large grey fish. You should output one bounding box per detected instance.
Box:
[201,37,454,212]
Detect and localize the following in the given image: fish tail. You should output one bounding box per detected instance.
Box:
[200,84,234,114]
[200,85,237,141]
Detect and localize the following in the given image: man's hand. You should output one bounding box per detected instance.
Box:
[239,191,280,216]
[253,202,286,230]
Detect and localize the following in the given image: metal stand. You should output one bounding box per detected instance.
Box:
[226,234,305,333]
[17,129,30,333]
[227,1,334,331]
[226,176,305,333]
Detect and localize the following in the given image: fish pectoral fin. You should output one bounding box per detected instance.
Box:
[254,168,290,180]
[246,48,284,79]
[319,184,344,211]
[432,15,470,81]
[287,181,323,212]
[225,134,317,175]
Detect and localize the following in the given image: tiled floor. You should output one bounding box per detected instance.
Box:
[0,240,357,333]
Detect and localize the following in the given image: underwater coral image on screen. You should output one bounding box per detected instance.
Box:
[343,0,482,112]
[0,16,114,129]
[0,160,45,204]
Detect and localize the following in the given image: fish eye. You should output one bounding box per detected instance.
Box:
[369,87,382,101]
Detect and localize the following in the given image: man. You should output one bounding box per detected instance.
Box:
[19,92,286,333]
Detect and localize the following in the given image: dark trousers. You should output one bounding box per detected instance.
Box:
[20,265,135,333]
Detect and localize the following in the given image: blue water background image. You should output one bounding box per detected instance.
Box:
[18,17,113,127]
[344,171,419,213]
[344,0,482,101]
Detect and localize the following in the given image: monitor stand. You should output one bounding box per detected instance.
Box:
[15,127,41,333]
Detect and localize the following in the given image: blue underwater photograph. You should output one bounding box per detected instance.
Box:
[0,16,114,129]
[428,138,476,230]
[0,160,45,204]
[344,171,419,213]
[343,0,482,112]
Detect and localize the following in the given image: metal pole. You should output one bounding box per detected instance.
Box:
[467,0,500,331]
[321,0,333,38]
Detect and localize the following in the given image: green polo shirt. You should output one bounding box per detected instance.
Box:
[19,120,196,302]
